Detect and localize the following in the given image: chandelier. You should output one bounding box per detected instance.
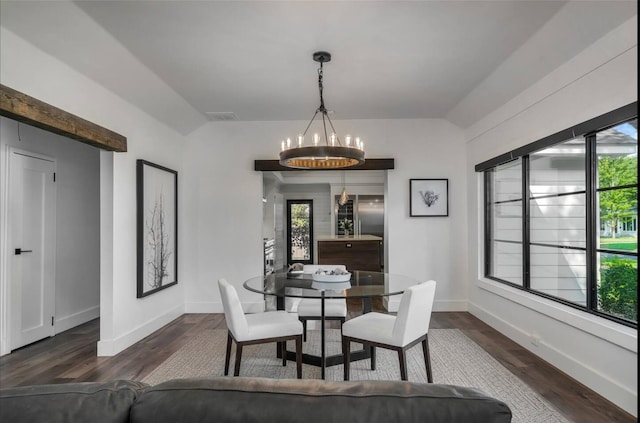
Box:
[279,51,365,169]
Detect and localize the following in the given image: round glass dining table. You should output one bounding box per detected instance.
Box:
[243,270,420,379]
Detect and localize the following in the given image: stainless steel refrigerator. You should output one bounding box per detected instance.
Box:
[335,194,384,238]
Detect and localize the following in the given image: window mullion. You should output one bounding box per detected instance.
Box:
[484,172,492,277]
[523,155,530,289]
[585,133,598,312]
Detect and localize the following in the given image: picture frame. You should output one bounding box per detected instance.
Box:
[137,159,178,298]
[410,179,448,217]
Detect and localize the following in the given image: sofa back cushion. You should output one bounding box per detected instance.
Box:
[0,380,146,423]
[131,377,512,423]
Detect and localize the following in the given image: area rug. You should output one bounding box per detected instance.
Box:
[142,328,569,423]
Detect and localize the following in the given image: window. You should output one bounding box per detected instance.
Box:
[485,159,523,286]
[286,200,313,265]
[529,137,587,305]
[478,103,637,327]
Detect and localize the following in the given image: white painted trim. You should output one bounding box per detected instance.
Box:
[0,145,10,356]
[384,298,468,313]
[434,300,469,312]
[96,304,183,356]
[469,300,638,416]
[476,277,637,352]
[184,301,224,314]
[185,300,278,314]
[54,305,100,334]
[99,150,114,349]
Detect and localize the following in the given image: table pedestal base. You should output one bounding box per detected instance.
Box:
[283,347,372,379]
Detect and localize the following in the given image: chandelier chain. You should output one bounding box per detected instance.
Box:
[318,63,325,111]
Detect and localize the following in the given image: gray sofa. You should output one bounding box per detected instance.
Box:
[0,377,512,422]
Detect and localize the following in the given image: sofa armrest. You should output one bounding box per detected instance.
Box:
[132,377,512,423]
[0,380,147,423]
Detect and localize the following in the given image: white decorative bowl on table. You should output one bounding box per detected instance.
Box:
[312,272,352,283]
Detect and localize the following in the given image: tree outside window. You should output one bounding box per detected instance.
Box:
[287,200,313,264]
[596,122,637,322]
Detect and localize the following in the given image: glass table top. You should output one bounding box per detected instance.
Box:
[243,270,419,299]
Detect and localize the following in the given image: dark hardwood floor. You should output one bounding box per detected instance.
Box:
[0,307,634,423]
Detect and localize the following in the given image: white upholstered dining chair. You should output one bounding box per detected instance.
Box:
[297,264,348,341]
[218,278,303,378]
[341,280,436,382]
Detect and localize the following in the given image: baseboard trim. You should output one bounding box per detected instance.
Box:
[185,301,265,314]
[97,304,183,356]
[55,305,100,334]
[469,302,637,417]
[384,298,468,313]
[185,301,223,313]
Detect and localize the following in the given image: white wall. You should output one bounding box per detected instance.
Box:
[2,7,635,416]
[182,119,468,314]
[0,27,188,356]
[465,17,638,415]
[0,117,100,334]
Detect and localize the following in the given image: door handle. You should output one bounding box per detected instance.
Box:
[15,248,33,255]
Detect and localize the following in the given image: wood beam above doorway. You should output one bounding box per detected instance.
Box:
[254,158,394,172]
[0,84,127,152]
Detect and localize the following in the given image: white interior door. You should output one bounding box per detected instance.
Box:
[9,150,56,350]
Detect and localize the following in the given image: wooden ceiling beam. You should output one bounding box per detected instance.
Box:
[0,84,127,152]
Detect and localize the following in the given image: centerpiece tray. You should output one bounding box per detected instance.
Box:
[312,272,352,283]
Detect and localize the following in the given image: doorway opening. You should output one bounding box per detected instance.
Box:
[286,200,314,266]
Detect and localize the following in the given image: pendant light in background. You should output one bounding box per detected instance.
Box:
[338,171,349,206]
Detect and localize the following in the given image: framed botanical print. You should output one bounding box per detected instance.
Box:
[410,179,448,217]
[137,160,178,298]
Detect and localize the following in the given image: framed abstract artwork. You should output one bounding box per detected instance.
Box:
[137,159,178,298]
[410,179,448,217]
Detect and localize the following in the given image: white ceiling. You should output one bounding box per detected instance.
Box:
[0,1,636,134]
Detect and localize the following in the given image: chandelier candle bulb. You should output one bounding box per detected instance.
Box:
[331,133,336,146]
[314,133,319,146]
[281,140,285,151]
[298,134,304,147]
[287,137,291,148]
[345,135,351,146]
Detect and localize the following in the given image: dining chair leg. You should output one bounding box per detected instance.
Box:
[342,337,351,381]
[295,335,303,379]
[224,331,232,376]
[370,346,376,370]
[398,348,408,381]
[422,335,433,383]
[234,343,243,376]
[302,320,307,342]
[281,341,286,366]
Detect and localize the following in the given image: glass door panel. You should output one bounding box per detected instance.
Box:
[287,200,313,265]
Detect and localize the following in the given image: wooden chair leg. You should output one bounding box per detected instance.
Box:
[224,331,232,376]
[422,336,433,383]
[295,335,303,379]
[342,337,351,381]
[281,341,287,366]
[233,343,243,376]
[398,348,408,381]
[302,319,307,342]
